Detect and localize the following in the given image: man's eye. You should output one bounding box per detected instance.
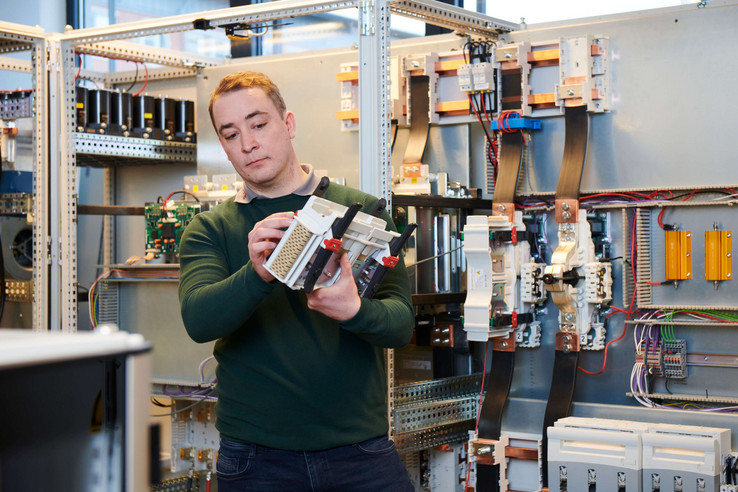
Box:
[255,123,266,129]
[224,134,237,140]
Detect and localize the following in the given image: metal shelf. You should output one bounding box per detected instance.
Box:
[74,132,197,167]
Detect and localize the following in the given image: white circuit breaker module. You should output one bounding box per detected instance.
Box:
[264,195,414,297]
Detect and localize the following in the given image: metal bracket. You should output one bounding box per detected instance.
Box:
[360,0,376,36]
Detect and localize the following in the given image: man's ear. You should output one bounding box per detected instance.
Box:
[285,111,296,139]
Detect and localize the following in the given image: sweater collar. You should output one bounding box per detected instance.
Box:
[234,163,322,204]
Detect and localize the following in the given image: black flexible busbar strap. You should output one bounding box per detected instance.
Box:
[492,131,524,221]
[476,341,515,492]
[302,202,362,293]
[403,76,431,166]
[541,333,580,489]
[554,105,588,223]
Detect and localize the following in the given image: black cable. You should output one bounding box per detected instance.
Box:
[125,62,139,93]
[670,189,735,200]
[151,397,171,408]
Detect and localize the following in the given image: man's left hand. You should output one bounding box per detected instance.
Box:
[305,253,361,321]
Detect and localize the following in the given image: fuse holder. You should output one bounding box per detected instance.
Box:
[705,230,732,281]
[381,255,399,268]
[664,230,692,280]
[323,238,342,252]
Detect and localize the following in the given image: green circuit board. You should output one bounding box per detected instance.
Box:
[145,201,202,256]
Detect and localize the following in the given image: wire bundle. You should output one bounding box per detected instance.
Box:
[88,266,179,328]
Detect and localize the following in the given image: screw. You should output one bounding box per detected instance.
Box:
[478,446,492,455]
[562,203,570,211]
[562,334,571,343]
[728,233,732,238]
[562,211,571,220]
[563,344,571,353]
[411,60,420,67]
[567,89,575,96]
[686,233,691,237]
[500,342,507,350]
[728,253,732,258]
[498,204,506,212]
[564,313,573,321]
[504,53,512,59]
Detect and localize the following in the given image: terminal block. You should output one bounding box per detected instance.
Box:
[463,212,538,343]
[264,195,408,296]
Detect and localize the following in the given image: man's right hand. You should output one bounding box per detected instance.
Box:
[247,211,295,283]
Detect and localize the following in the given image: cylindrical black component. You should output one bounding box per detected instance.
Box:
[174,99,195,135]
[154,96,176,138]
[87,89,110,129]
[109,91,131,133]
[75,86,88,131]
[131,94,154,134]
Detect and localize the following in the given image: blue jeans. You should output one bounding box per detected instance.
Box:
[216,435,414,492]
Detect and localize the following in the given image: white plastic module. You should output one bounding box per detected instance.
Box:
[642,424,729,492]
[463,212,537,342]
[264,195,399,291]
[547,417,731,492]
[463,215,495,341]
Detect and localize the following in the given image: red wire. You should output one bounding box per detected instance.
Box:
[132,62,148,97]
[468,94,498,185]
[581,192,652,202]
[75,54,82,82]
[578,211,638,375]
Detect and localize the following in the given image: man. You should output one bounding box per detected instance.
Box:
[178,71,415,491]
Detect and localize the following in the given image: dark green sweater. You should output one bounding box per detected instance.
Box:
[178,184,414,451]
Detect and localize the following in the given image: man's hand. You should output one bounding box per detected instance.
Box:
[305,253,361,321]
[247,211,295,283]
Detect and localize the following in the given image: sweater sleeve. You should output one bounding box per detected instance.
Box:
[178,212,275,343]
[338,208,414,348]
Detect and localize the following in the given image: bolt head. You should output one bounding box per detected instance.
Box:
[562,211,571,220]
[498,204,506,212]
[562,202,570,211]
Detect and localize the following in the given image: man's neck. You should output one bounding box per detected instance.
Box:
[248,161,309,198]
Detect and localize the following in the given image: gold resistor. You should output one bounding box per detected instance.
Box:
[705,227,732,288]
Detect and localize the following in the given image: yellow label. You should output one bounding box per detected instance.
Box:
[221,185,228,191]
[193,185,199,192]
[144,112,153,119]
[76,102,84,109]
[411,177,418,183]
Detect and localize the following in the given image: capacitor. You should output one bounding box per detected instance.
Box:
[174,99,196,142]
[109,90,131,136]
[87,89,110,133]
[154,96,176,140]
[131,94,154,138]
[75,86,88,132]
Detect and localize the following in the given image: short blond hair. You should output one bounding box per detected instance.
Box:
[208,71,287,130]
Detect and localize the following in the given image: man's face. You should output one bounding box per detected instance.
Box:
[212,87,297,192]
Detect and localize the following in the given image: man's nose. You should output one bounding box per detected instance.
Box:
[241,133,258,153]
